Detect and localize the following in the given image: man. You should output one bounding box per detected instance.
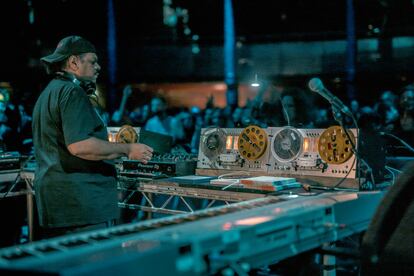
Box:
[33,35,153,238]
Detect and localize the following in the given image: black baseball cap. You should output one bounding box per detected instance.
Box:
[40,35,96,64]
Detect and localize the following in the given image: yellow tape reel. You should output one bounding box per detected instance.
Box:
[318,125,355,164]
[116,125,138,143]
[238,125,268,161]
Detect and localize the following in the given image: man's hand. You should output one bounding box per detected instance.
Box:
[67,137,153,162]
[111,110,122,123]
[127,143,153,163]
[122,85,133,99]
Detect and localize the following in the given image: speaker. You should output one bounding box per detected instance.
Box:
[55,72,96,96]
[361,161,414,275]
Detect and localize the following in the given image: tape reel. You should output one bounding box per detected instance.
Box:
[318,125,355,164]
[116,125,138,143]
[238,125,268,161]
[271,126,303,162]
[200,128,227,159]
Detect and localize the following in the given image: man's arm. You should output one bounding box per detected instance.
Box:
[67,137,153,162]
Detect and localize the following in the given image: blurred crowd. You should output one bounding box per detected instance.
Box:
[0,87,32,155]
[0,82,413,157]
[106,83,414,156]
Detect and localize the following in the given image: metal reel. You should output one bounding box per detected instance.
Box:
[238,125,268,161]
[318,125,355,164]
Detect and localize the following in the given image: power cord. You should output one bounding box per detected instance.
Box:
[380,132,414,154]
[331,107,376,190]
[384,166,396,186]
[217,171,250,190]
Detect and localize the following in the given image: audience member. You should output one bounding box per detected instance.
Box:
[280,88,314,128]
[111,85,133,126]
[144,96,185,143]
[375,90,399,131]
[0,88,22,152]
[103,82,414,159]
[391,85,414,155]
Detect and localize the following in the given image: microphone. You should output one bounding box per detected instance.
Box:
[308,78,353,117]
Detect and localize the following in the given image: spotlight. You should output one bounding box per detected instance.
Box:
[251,74,260,87]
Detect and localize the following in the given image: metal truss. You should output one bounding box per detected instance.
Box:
[117,178,265,215]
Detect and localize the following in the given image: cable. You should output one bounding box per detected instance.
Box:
[384,165,403,187]
[218,171,250,179]
[331,108,376,190]
[217,171,250,190]
[384,166,396,186]
[308,78,376,189]
[331,156,356,190]
[280,98,291,126]
[326,109,358,190]
[221,179,241,190]
[380,132,414,154]
[384,165,402,174]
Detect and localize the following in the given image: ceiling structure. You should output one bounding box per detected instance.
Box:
[2,0,414,44]
[0,0,413,105]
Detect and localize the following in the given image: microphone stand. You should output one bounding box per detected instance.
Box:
[331,106,376,190]
[331,107,344,126]
[308,78,376,189]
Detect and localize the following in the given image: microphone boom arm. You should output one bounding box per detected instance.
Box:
[323,88,352,117]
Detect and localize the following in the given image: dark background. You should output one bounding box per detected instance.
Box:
[0,0,414,109]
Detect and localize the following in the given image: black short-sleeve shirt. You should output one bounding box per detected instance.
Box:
[32,78,119,228]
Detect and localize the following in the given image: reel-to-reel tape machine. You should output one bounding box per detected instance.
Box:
[197,125,359,180]
[197,127,271,172]
[267,126,357,179]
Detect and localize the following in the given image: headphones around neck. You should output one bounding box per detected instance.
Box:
[55,72,96,96]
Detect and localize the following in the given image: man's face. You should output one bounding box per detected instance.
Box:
[401,90,414,111]
[76,53,100,83]
[381,91,395,108]
[350,100,359,112]
[151,98,166,114]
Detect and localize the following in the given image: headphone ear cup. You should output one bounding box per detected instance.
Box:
[56,72,80,85]
[55,72,96,95]
[72,78,81,86]
[81,81,96,96]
